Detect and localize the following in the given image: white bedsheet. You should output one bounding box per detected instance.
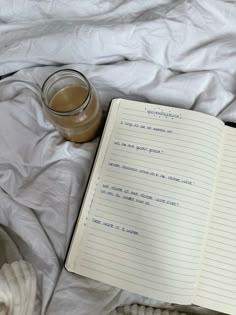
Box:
[0,1,236,314]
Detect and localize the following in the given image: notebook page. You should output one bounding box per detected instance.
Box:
[66,99,224,305]
[195,126,236,315]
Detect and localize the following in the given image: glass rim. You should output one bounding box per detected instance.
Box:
[41,69,92,116]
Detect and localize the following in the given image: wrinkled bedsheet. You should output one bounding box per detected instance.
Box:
[1,1,236,314]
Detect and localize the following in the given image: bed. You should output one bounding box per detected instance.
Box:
[0,1,235,314]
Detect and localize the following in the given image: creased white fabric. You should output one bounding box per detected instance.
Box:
[0,1,235,315]
[0,227,22,266]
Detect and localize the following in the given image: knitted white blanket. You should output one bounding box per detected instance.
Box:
[0,228,37,315]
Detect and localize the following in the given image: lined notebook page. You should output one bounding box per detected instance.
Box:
[66,99,224,305]
[195,126,236,315]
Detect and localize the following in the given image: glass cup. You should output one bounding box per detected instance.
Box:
[41,69,103,143]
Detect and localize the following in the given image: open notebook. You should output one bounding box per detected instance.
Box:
[65,98,236,315]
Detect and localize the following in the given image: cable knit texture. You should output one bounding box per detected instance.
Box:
[0,227,38,315]
[0,261,37,315]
